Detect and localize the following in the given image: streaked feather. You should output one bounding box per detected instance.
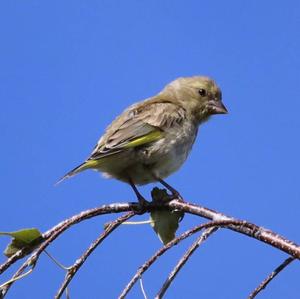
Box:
[89,100,186,160]
[58,99,187,184]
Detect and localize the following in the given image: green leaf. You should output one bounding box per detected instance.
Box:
[0,228,42,257]
[150,210,183,245]
[150,187,184,245]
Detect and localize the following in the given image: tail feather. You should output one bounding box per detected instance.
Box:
[55,162,90,186]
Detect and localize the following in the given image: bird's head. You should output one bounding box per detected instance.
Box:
[164,76,228,123]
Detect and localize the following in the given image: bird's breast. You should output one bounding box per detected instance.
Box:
[140,121,198,180]
[97,121,198,186]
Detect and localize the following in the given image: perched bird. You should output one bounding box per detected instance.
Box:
[58,76,227,204]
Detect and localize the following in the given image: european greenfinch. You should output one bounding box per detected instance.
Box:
[58,76,227,203]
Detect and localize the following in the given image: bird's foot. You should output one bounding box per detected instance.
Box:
[151,187,182,204]
[136,196,150,214]
[128,179,150,213]
[156,178,184,201]
[169,190,184,202]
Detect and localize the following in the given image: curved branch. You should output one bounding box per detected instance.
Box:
[0,210,136,297]
[155,226,218,298]
[55,212,135,299]
[119,220,243,298]
[0,202,140,276]
[167,200,300,259]
[248,256,296,299]
[2,199,300,278]
[1,197,300,297]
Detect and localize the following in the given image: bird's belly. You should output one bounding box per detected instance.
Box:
[132,127,197,185]
[150,145,189,179]
[108,149,188,185]
[97,124,198,185]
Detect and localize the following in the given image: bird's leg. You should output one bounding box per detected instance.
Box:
[156,177,183,201]
[128,179,149,208]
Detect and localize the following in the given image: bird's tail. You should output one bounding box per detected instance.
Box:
[55,160,98,185]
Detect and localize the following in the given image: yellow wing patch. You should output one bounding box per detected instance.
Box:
[124,130,163,148]
[56,130,163,185]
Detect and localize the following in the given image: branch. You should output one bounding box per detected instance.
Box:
[119,220,243,298]
[1,197,300,297]
[167,200,300,259]
[1,207,137,297]
[248,256,296,299]
[139,277,148,299]
[155,226,218,298]
[0,202,140,275]
[54,212,135,299]
[2,199,300,278]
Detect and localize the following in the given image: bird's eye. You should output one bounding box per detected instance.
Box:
[198,89,207,97]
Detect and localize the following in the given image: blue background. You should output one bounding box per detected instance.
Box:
[1,1,300,298]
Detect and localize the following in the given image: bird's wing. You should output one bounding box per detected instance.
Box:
[88,101,186,160]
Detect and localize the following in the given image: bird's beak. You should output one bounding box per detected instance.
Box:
[208,100,228,114]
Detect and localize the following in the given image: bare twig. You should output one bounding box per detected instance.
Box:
[1,197,300,297]
[1,218,74,297]
[1,199,300,278]
[1,209,136,297]
[65,287,71,299]
[167,200,300,259]
[0,267,34,290]
[119,220,243,298]
[44,250,72,297]
[55,212,135,299]
[0,202,141,276]
[248,256,296,299]
[139,277,148,299]
[155,226,218,298]
[44,250,71,270]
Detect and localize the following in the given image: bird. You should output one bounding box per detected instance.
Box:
[58,76,227,204]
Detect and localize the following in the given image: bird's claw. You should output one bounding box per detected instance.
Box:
[170,191,184,202]
[136,197,150,214]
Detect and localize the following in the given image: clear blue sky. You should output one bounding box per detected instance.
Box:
[1,1,300,298]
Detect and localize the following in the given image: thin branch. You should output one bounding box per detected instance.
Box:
[167,200,300,259]
[1,210,136,298]
[65,287,71,299]
[119,220,243,298]
[54,212,135,299]
[1,221,70,297]
[0,202,141,275]
[43,251,72,299]
[0,267,34,290]
[1,197,300,297]
[248,256,296,299]
[1,199,300,278]
[139,277,148,299]
[155,226,218,298]
[122,220,153,225]
[44,250,71,270]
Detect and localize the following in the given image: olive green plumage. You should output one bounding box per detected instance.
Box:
[58,76,227,186]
